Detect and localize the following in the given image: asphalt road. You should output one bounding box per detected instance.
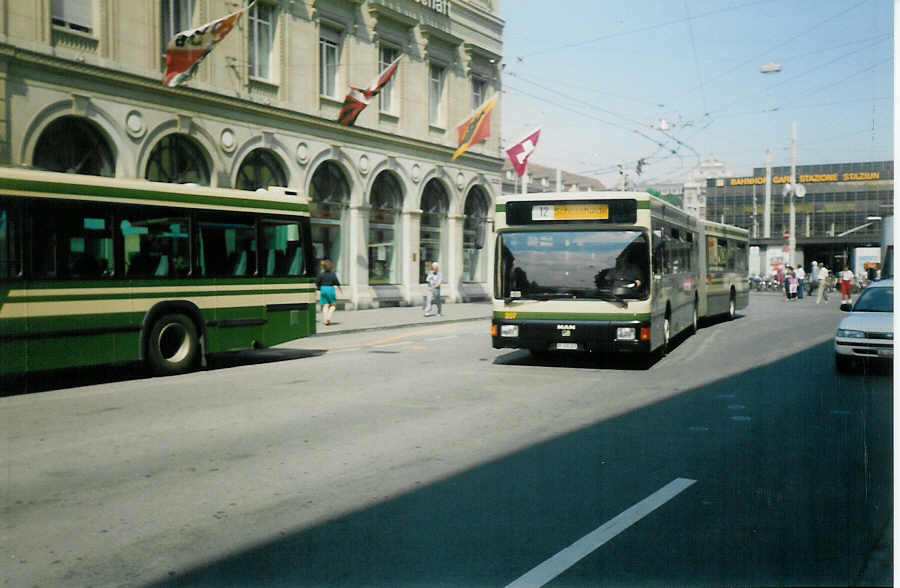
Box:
[0,295,891,587]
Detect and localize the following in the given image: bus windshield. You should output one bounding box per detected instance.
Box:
[499,230,650,300]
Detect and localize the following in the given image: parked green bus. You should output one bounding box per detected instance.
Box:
[0,167,316,376]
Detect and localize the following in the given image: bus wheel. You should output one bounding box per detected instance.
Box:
[728,294,736,320]
[690,302,699,335]
[147,314,199,375]
[661,314,671,356]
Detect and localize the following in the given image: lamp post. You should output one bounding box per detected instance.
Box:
[782,122,805,267]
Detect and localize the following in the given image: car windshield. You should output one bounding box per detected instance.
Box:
[498,230,650,300]
[853,286,893,312]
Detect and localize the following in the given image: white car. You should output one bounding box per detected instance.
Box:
[834,278,894,372]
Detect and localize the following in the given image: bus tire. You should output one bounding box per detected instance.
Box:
[728,291,736,320]
[147,313,199,375]
[661,312,671,357]
[690,299,699,335]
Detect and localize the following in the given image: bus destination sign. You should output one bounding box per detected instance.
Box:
[531,203,609,221]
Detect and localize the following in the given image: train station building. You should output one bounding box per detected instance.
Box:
[0,0,504,308]
[704,161,893,276]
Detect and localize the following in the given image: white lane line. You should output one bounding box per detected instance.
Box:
[424,335,458,342]
[374,341,411,348]
[506,478,697,588]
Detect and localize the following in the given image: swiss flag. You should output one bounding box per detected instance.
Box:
[505,128,541,177]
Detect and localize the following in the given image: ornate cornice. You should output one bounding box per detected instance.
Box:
[0,43,502,172]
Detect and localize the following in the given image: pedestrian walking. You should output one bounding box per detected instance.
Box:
[808,261,818,297]
[315,258,343,325]
[424,262,442,316]
[788,270,798,300]
[839,265,854,304]
[795,265,805,299]
[816,264,829,304]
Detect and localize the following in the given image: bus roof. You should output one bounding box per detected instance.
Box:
[498,190,652,204]
[0,166,310,215]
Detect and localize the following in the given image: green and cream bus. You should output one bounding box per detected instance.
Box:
[0,167,317,376]
[491,191,749,357]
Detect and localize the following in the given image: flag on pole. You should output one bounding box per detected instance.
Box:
[451,94,498,161]
[162,1,255,87]
[505,127,541,177]
[337,55,402,126]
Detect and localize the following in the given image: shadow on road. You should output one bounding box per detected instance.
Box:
[0,348,327,396]
[152,339,891,588]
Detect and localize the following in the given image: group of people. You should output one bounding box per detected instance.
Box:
[779,261,857,305]
[313,259,444,326]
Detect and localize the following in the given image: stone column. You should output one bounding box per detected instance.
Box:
[445,213,465,303]
[347,203,372,309]
[400,208,422,305]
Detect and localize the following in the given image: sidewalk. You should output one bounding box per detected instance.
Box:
[313,301,492,337]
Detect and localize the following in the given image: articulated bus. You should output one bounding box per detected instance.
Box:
[491,191,749,357]
[0,167,317,377]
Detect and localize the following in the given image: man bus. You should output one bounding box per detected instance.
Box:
[491,191,749,358]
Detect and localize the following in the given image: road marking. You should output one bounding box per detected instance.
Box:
[330,347,361,353]
[425,335,458,342]
[506,478,697,588]
[730,416,752,422]
[831,410,852,415]
[374,341,411,348]
[727,404,746,410]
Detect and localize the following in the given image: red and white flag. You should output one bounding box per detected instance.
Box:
[338,55,402,126]
[162,2,254,87]
[505,127,541,177]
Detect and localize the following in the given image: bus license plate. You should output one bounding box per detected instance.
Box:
[556,342,578,350]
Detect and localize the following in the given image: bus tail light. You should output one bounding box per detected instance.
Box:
[640,327,650,341]
[491,324,498,336]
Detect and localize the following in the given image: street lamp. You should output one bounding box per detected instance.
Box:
[781,122,805,267]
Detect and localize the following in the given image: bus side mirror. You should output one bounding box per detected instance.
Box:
[840,302,852,312]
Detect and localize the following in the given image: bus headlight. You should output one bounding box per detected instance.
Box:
[501,325,519,337]
[616,327,636,341]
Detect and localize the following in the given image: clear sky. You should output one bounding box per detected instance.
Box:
[498,0,893,187]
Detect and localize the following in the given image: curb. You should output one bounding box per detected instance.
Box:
[311,314,491,338]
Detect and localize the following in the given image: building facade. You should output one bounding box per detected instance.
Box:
[500,161,605,194]
[705,160,893,275]
[1,0,504,308]
[682,156,732,219]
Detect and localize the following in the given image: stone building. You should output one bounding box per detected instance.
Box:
[1,0,504,308]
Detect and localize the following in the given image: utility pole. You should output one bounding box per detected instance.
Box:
[763,148,771,239]
[789,122,797,267]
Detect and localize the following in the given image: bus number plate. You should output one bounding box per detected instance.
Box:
[531,204,609,221]
[556,342,578,350]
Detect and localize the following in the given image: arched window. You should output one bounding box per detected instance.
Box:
[33,116,115,177]
[236,149,287,191]
[420,178,448,283]
[145,134,210,185]
[463,186,489,282]
[368,171,402,284]
[309,161,350,274]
